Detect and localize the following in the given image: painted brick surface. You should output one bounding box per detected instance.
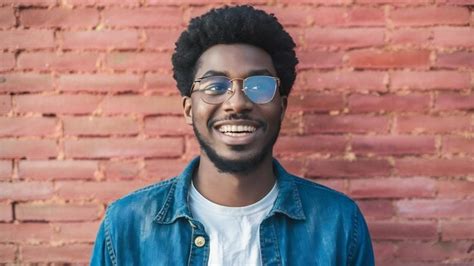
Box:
[0,0,473,264]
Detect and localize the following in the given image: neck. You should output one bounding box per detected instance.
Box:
[193,153,276,207]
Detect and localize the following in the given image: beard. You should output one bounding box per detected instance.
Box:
[192,117,281,174]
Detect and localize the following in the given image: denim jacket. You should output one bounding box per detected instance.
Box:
[90,157,374,265]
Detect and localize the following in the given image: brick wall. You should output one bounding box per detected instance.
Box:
[0,0,473,264]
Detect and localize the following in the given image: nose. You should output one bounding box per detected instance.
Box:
[223,79,253,113]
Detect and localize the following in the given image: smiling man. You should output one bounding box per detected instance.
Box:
[91,5,374,266]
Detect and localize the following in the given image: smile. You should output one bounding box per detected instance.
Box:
[217,125,257,136]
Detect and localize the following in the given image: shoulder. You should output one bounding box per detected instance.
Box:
[106,177,177,222]
[291,175,358,214]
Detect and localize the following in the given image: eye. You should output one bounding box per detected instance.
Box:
[202,82,228,95]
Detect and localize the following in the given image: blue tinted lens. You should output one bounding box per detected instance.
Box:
[201,77,230,95]
[243,76,277,104]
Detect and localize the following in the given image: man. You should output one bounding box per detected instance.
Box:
[91,5,374,265]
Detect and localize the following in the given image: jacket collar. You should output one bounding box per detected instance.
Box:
[154,157,306,224]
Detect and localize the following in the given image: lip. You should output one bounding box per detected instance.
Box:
[211,119,264,146]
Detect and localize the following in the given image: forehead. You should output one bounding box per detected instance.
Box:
[194,44,276,78]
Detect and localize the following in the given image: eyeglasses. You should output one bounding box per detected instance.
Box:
[191,75,280,105]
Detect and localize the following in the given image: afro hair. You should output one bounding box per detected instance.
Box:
[171,5,298,97]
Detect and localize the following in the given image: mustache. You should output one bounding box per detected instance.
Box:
[208,113,266,128]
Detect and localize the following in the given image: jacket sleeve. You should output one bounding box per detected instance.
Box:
[90,220,115,266]
[349,205,375,266]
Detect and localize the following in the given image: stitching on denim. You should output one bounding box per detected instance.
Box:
[155,179,178,222]
[348,205,359,264]
[270,219,282,266]
[104,206,118,266]
[187,222,195,266]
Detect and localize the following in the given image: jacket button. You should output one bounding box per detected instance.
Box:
[194,236,205,247]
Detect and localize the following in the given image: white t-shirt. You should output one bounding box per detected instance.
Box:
[189,181,278,266]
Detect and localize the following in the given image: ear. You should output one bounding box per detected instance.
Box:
[280,96,288,121]
[182,96,193,125]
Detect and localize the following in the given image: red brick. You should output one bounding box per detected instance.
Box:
[0,202,12,222]
[396,199,474,218]
[347,50,431,69]
[0,160,12,181]
[0,73,53,92]
[56,180,149,201]
[52,222,100,242]
[145,73,177,92]
[287,92,344,113]
[64,138,183,159]
[312,179,347,194]
[436,51,474,68]
[0,117,56,137]
[397,115,470,133]
[391,7,470,26]
[397,241,474,261]
[352,135,436,156]
[303,114,389,134]
[348,93,430,113]
[16,203,101,222]
[279,0,349,3]
[373,242,396,265]
[438,179,474,198]
[145,159,187,180]
[0,139,57,159]
[61,30,139,50]
[20,8,98,28]
[59,74,140,92]
[441,221,474,240]
[279,157,306,178]
[2,0,57,5]
[19,160,97,180]
[443,136,474,154]
[144,116,192,136]
[0,223,53,242]
[357,200,394,219]
[350,177,436,198]
[261,6,310,26]
[389,28,431,45]
[0,244,15,263]
[347,7,385,26]
[64,116,139,136]
[144,29,181,51]
[275,135,347,155]
[305,71,386,91]
[369,221,437,240]
[390,71,470,90]
[0,181,53,200]
[106,52,171,71]
[356,0,430,3]
[101,95,182,115]
[18,52,99,72]
[437,0,474,4]
[15,94,101,114]
[0,7,15,28]
[0,95,11,114]
[433,27,474,47]
[297,51,343,70]
[307,158,392,178]
[22,244,92,263]
[103,7,182,27]
[104,161,139,180]
[305,28,385,49]
[436,92,474,111]
[0,30,54,49]
[65,0,138,5]
[396,158,474,177]
[281,113,302,136]
[0,53,15,71]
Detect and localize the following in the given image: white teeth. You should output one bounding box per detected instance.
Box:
[218,125,256,133]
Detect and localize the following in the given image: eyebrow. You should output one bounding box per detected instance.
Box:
[200,69,274,78]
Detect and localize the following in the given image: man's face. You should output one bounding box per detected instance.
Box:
[183,44,287,173]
